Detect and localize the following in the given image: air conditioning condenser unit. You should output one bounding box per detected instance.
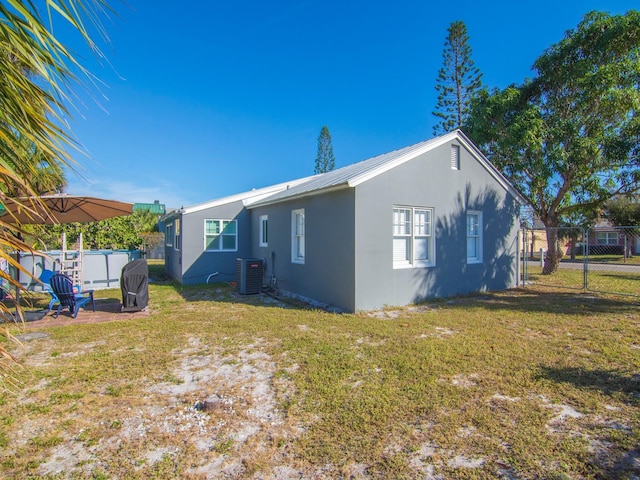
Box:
[236,258,263,295]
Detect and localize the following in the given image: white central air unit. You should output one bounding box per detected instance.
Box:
[236,258,263,295]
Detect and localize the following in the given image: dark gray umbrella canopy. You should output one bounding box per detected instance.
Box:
[0,194,133,224]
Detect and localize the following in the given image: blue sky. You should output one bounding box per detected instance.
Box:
[60,1,636,209]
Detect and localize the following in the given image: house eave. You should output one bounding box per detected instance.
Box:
[347,129,527,205]
[346,132,459,188]
[173,177,317,216]
[247,183,351,208]
[160,208,183,223]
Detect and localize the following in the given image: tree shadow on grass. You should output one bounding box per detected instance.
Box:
[538,365,640,404]
[537,365,640,479]
[439,288,639,316]
[591,272,640,282]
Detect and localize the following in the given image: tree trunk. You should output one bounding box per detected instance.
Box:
[542,227,562,274]
[624,233,634,259]
[530,233,536,259]
[569,233,578,261]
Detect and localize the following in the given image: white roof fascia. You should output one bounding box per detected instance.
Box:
[347,131,459,188]
[160,209,182,222]
[348,129,526,205]
[246,183,350,209]
[181,177,315,215]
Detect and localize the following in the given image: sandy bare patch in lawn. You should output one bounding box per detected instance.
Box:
[23,336,310,479]
[418,326,459,339]
[366,305,434,320]
[7,325,640,479]
[444,373,480,388]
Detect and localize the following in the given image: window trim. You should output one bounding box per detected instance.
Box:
[204,219,238,252]
[291,209,305,264]
[165,223,173,247]
[596,231,618,245]
[467,210,483,264]
[174,218,181,251]
[259,215,268,247]
[392,205,435,269]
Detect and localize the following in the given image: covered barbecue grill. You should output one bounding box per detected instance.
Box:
[120,259,149,312]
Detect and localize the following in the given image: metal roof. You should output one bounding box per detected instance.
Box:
[161,176,317,220]
[250,130,526,208]
[161,130,526,221]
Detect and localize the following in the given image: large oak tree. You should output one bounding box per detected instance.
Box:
[465,11,640,274]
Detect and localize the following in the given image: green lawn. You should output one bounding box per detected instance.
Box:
[1,269,639,479]
[566,255,640,265]
[526,263,640,296]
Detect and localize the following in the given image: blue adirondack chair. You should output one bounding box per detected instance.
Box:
[49,273,95,318]
[39,269,60,313]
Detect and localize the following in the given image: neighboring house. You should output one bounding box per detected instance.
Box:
[133,200,166,216]
[162,130,526,312]
[526,216,550,257]
[525,217,574,257]
[585,219,639,255]
[525,217,639,258]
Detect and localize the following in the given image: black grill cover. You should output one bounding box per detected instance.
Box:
[120,259,149,311]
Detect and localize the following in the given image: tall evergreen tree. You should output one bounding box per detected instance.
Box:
[432,21,482,136]
[314,126,336,174]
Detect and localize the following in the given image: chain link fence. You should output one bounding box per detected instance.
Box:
[521,226,640,297]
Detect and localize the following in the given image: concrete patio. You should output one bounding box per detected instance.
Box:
[20,299,150,328]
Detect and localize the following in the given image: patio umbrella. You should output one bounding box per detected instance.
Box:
[0,194,134,317]
[0,194,133,225]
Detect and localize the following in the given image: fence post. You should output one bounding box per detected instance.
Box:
[540,249,544,267]
[584,228,589,290]
[521,228,529,286]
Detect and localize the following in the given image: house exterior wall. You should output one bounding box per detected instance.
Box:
[167,133,522,312]
[250,188,356,311]
[353,141,521,311]
[169,200,253,285]
[164,216,182,283]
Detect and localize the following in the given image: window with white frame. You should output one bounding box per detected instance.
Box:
[165,223,173,247]
[259,215,268,247]
[392,206,435,268]
[596,231,618,245]
[174,218,181,250]
[204,219,237,251]
[451,144,460,170]
[291,209,305,264]
[467,211,483,264]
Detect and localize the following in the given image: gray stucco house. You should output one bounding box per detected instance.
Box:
[162,130,525,312]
